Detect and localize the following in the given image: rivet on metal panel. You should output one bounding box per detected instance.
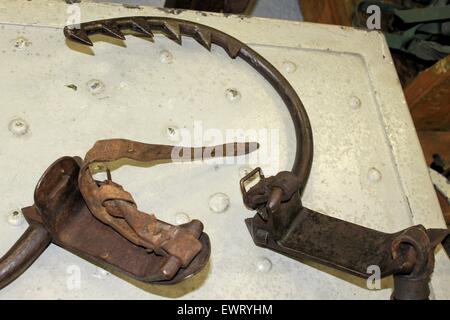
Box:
[209,192,230,213]
[7,210,24,227]
[159,50,174,64]
[255,257,272,272]
[368,167,382,182]
[8,118,29,136]
[282,60,297,74]
[349,96,362,109]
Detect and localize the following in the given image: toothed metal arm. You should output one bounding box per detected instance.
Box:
[64,16,314,190]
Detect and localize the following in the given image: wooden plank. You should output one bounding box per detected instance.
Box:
[299,0,356,26]
[417,130,450,225]
[405,56,450,131]
[417,130,450,165]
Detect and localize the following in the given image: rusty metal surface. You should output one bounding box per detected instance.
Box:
[0,140,257,289]
[80,140,258,278]
[241,168,450,300]
[0,224,51,290]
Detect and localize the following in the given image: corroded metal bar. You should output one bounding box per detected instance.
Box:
[0,224,51,290]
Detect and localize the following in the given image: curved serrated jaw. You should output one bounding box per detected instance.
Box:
[195,29,212,51]
[226,40,241,59]
[100,23,126,40]
[130,18,154,38]
[64,27,93,46]
[163,21,182,44]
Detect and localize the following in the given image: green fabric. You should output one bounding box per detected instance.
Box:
[357,0,450,60]
[384,23,450,60]
[418,22,442,34]
[394,5,450,23]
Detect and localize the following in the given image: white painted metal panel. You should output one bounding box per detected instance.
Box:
[0,0,448,299]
